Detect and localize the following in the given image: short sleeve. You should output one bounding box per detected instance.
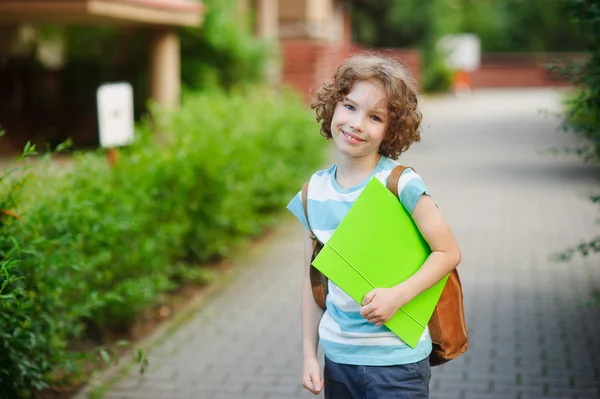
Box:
[397,169,430,214]
[287,191,309,230]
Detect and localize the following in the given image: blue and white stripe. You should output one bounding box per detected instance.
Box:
[287,155,434,366]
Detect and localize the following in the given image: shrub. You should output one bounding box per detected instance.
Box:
[562,0,600,164]
[0,140,66,398]
[554,0,600,262]
[0,87,324,396]
[180,0,271,90]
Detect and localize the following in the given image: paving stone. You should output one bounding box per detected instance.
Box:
[464,393,517,399]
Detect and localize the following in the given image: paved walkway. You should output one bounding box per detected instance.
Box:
[80,89,600,399]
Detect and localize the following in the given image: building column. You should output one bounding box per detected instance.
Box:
[256,0,279,39]
[255,0,280,84]
[149,28,180,108]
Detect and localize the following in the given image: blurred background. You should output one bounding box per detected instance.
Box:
[0,0,590,151]
[0,1,598,399]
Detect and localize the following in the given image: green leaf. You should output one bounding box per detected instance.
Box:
[99,349,111,366]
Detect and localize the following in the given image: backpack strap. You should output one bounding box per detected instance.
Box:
[301,181,328,309]
[301,182,317,241]
[386,165,411,197]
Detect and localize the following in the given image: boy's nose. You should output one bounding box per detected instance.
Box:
[350,115,365,132]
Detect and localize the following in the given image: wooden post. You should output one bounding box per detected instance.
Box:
[107,147,119,167]
[149,28,180,109]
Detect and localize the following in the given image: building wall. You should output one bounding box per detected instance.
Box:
[470,53,576,89]
[278,0,354,101]
[278,0,342,41]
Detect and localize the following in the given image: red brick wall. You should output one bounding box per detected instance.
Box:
[280,40,332,102]
[471,66,554,88]
[470,53,578,88]
[280,46,578,100]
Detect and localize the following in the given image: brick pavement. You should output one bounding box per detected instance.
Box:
[77,89,600,399]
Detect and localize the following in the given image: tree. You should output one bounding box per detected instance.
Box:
[347,0,587,91]
[348,0,585,52]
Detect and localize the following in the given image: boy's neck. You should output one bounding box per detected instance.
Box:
[335,153,381,190]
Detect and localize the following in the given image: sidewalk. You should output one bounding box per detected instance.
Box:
[78,89,600,399]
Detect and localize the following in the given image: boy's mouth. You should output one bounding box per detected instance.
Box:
[341,130,365,144]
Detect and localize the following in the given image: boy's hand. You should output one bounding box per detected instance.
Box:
[360,287,408,326]
[301,357,324,395]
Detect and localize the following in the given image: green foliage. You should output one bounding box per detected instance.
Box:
[422,52,454,93]
[348,0,587,92]
[562,0,600,163]
[421,1,460,92]
[0,87,323,396]
[350,0,429,48]
[180,0,271,90]
[489,0,584,52]
[350,0,586,52]
[147,87,322,261]
[0,137,147,398]
[554,0,600,262]
[349,0,458,91]
[0,139,62,398]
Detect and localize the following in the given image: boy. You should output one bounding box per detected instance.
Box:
[286,54,462,398]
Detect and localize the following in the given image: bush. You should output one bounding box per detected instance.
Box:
[554,0,600,262]
[0,141,67,398]
[0,87,324,397]
[422,52,453,93]
[562,0,600,164]
[180,0,271,91]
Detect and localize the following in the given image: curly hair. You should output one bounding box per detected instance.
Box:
[311,53,422,159]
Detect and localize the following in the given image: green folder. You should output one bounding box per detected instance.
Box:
[312,177,449,348]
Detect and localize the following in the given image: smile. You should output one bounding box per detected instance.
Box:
[342,130,365,144]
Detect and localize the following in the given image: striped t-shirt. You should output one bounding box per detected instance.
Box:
[287,155,433,366]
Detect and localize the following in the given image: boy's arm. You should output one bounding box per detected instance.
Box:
[300,229,325,394]
[399,194,461,298]
[361,194,461,325]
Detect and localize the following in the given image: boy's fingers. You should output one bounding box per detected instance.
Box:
[360,303,374,318]
[302,378,316,394]
[302,375,311,386]
[311,374,322,390]
[302,373,322,395]
[365,309,386,324]
[313,377,324,394]
[362,290,376,305]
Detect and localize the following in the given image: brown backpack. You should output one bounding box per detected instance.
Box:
[301,165,468,367]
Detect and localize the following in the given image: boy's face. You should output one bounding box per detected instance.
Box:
[330,80,388,160]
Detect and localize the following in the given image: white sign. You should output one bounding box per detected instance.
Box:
[97,82,134,148]
[437,34,481,72]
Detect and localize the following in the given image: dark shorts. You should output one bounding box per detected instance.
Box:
[324,356,431,399]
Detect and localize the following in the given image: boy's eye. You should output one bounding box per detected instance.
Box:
[370,115,383,122]
[344,104,355,111]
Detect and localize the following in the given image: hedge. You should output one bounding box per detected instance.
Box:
[0,87,325,398]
